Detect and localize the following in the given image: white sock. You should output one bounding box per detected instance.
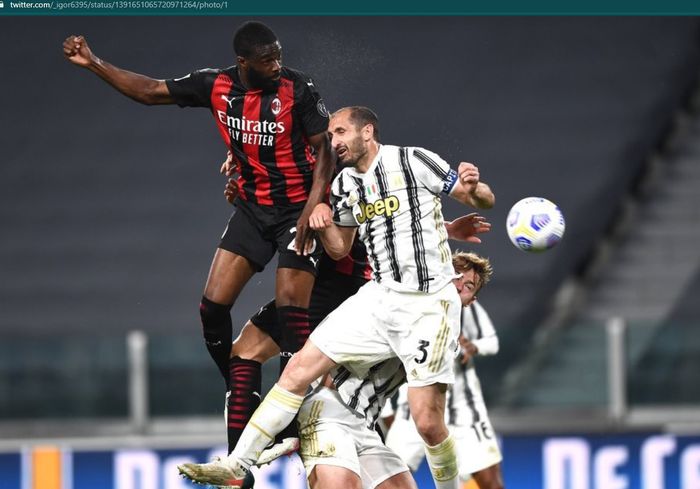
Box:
[227,383,304,470]
[424,434,459,489]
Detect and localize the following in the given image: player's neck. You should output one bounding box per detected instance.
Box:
[355,142,380,174]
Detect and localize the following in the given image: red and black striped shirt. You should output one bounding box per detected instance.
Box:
[166,66,329,206]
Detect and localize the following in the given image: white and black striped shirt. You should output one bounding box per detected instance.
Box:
[332,357,406,430]
[331,145,459,294]
[448,301,498,426]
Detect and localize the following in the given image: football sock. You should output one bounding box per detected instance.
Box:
[276,305,310,441]
[226,357,262,453]
[199,296,234,385]
[228,383,304,470]
[425,434,460,489]
[277,305,311,373]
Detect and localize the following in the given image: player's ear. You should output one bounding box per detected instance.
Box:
[362,123,373,141]
[237,55,247,68]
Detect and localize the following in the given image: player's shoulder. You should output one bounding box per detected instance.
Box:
[183,66,232,81]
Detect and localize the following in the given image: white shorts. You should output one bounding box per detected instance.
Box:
[298,387,409,489]
[310,280,461,387]
[385,416,502,479]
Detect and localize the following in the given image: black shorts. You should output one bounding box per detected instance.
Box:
[249,268,368,347]
[219,198,323,275]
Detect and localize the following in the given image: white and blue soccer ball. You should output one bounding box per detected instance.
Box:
[506,197,565,252]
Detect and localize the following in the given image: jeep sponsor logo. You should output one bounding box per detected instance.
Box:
[355,195,400,224]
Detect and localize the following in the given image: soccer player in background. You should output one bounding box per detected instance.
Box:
[178,106,495,489]
[382,253,505,489]
[62,21,334,445]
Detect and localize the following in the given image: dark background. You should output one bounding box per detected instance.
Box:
[1,17,699,381]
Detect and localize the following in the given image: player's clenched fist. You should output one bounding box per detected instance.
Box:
[457,162,480,187]
[309,203,333,230]
[63,35,94,67]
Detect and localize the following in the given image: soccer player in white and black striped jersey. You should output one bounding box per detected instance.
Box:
[178,106,495,489]
[384,252,505,489]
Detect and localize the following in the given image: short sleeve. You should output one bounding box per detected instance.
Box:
[165,69,219,108]
[330,173,359,227]
[295,75,330,137]
[410,147,458,195]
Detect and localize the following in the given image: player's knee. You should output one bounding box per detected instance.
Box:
[199,297,232,335]
[412,413,447,446]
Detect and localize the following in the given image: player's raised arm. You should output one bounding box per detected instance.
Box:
[449,162,495,209]
[294,131,334,255]
[63,35,174,105]
[308,203,357,260]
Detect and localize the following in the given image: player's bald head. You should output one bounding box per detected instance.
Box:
[233,21,279,58]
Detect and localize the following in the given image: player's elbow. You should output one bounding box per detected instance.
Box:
[325,245,351,261]
[136,80,172,105]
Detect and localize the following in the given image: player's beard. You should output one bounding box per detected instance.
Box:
[248,66,280,92]
[339,137,367,168]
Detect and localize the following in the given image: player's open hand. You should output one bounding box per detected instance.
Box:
[445,213,491,243]
[63,35,95,67]
[309,203,333,231]
[457,162,480,193]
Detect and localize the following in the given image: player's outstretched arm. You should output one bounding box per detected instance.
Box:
[308,203,356,260]
[295,132,334,255]
[63,35,174,105]
[449,162,495,209]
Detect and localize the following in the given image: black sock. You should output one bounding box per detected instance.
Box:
[276,305,310,441]
[227,356,262,453]
[199,296,233,385]
[277,305,311,374]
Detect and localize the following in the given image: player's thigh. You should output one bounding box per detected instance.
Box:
[375,470,417,489]
[203,248,258,304]
[308,465,362,489]
[309,282,394,376]
[406,384,448,440]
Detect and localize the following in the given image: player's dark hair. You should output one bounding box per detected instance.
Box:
[344,106,381,142]
[233,21,278,58]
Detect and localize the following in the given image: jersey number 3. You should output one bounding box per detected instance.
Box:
[415,340,430,364]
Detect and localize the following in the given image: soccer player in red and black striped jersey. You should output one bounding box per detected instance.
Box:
[62,22,334,425]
